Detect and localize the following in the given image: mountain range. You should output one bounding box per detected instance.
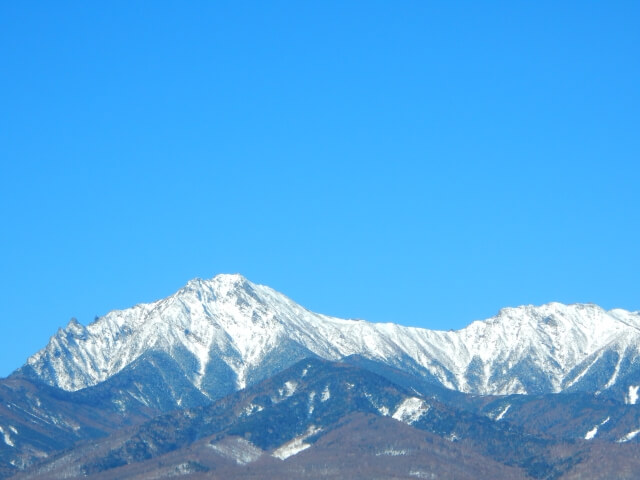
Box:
[2,274,640,479]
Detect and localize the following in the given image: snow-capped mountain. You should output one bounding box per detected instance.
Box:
[17,274,640,401]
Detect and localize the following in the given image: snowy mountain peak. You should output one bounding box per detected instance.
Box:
[62,317,88,338]
[182,273,249,291]
[495,302,604,325]
[16,275,640,401]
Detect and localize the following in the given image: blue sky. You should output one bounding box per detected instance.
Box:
[1,2,638,377]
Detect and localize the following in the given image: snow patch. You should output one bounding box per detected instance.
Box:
[283,381,297,397]
[308,392,316,415]
[189,340,210,390]
[585,417,610,440]
[604,357,622,389]
[584,425,598,440]
[273,381,298,403]
[128,389,150,407]
[626,385,639,405]
[272,440,311,460]
[321,385,330,402]
[376,448,408,456]
[410,470,435,479]
[392,397,430,425]
[272,426,322,460]
[242,403,264,417]
[565,353,603,389]
[173,462,201,475]
[0,426,15,447]
[617,428,640,443]
[364,392,390,416]
[494,404,511,421]
[112,399,126,412]
[209,437,263,465]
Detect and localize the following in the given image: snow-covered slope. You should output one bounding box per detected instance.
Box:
[17,274,640,399]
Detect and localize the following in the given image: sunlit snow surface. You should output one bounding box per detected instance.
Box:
[617,428,640,443]
[24,274,640,397]
[272,426,322,460]
[321,385,331,402]
[376,448,408,456]
[365,392,390,416]
[392,397,430,425]
[241,403,264,417]
[0,426,15,447]
[494,404,511,421]
[584,426,598,440]
[584,417,610,440]
[208,437,263,465]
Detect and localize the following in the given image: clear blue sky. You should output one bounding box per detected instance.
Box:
[1,2,638,377]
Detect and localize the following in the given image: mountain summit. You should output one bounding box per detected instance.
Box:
[17,274,640,405]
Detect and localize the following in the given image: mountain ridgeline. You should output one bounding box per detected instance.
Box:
[18,274,640,404]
